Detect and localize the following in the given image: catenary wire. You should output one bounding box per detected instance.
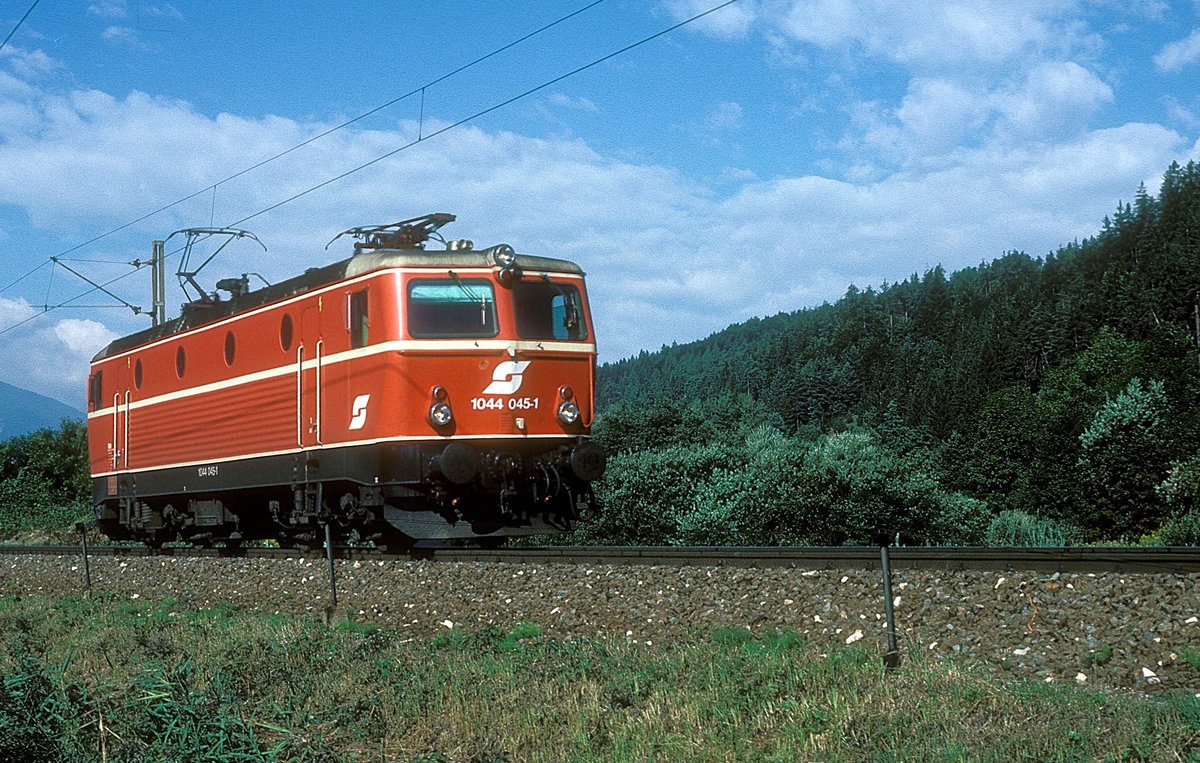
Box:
[0,0,741,338]
[0,0,610,297]
[232,0,741,226]
[0,259,50,295]
[0,0,39,54]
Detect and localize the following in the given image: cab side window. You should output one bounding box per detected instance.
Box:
[88,371,103,412]
[349,289,369,348]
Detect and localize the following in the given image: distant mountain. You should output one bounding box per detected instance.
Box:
[0,381,84,439]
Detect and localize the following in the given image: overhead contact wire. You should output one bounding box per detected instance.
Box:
[0,0,740,336]
[0,0,609,301]
[0,0,608,304]
[0,244,188,338]
[0,259,50,296]
[0,0,40,54]
[3,0,611,284]
[232,0,741,226]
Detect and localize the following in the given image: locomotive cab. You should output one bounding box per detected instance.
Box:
[87,214,606,547]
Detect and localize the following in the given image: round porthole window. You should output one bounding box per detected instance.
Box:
[134,359,143,389]
[224,331,236,366]
[175,346,187,378]
[280,314,294,351]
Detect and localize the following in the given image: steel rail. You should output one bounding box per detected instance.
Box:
[1,544,1197,574]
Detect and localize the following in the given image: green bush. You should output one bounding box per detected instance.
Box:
[793,431,989,546]
[679,426,809,546]
[1152,511,1200,545]
[0,470,90,538]
[1157,452,1200,514]
[930,491,992,546]
[1145,451,1200,545]
[985,510,1085,547]
[584,425,992,547]
[0,420,91,537]
[582,441,745,545]
[592,393,776,454]
[1077,378,1173,538]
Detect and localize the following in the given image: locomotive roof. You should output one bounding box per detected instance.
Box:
[92,247,585,361]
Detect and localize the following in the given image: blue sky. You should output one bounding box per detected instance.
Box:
[1,0,1199,407]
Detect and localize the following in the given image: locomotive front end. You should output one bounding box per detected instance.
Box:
[344,227,607,541]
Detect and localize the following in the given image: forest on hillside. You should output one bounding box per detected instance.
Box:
[4,164,1200,547]
[584,159,1200,546]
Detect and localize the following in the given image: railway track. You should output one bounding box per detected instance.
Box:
[2,542,1198,574]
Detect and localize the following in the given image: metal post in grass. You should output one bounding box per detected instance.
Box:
[323,520,338,614]
[880,545,900,670]
[76,522,92,591]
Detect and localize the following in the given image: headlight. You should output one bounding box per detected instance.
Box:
[490,244,517,268]
[429,401,453,427]
[557,400,580,425]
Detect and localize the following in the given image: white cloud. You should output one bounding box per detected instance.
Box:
[1164,95,1200,128]
[687,0,1127,179]
[1094,0,1168,21]
[992,61,1113,139]
[705,101,744,130]
[0,33,1192,409]
[0,88,326,227]
[681,127,1175,328]
[0,47,61,82]
[1154,29,1200,72]
[852,61,1113,164]
[664,0,758,39]
[101,26,149,50]
[0,298,117,407]
[1,86,1187,369]
[88,1,181,28]
[0,296,35,328]
[87,1,128,19]
[54,318,117,355]
[887,78,988,154]
[547,93,599,112]
[775,0,1073,71]
[142,3,183,22]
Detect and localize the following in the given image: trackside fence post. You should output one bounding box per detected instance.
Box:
[880,545,900,670]
[76,522,92,591]
[324,520,338,616]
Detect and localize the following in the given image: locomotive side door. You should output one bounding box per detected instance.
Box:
[110,389,131,471]
[297,305,324,448]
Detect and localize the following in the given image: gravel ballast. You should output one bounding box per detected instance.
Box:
[2,554,1198,694]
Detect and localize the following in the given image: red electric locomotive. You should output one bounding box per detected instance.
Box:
[86,213,606,547]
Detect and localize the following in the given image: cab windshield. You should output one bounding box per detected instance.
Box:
[405,276,588,340]
[407,279,498,338]
[513,279,588,341]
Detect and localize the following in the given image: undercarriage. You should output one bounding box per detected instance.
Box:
[94,438,605,548]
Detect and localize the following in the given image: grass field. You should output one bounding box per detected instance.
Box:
[0,593,1197,762]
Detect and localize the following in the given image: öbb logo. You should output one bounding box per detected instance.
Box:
[348,394,370,430]
[484,361,531,395]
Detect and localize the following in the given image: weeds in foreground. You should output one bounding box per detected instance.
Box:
[0,593,1197,762]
